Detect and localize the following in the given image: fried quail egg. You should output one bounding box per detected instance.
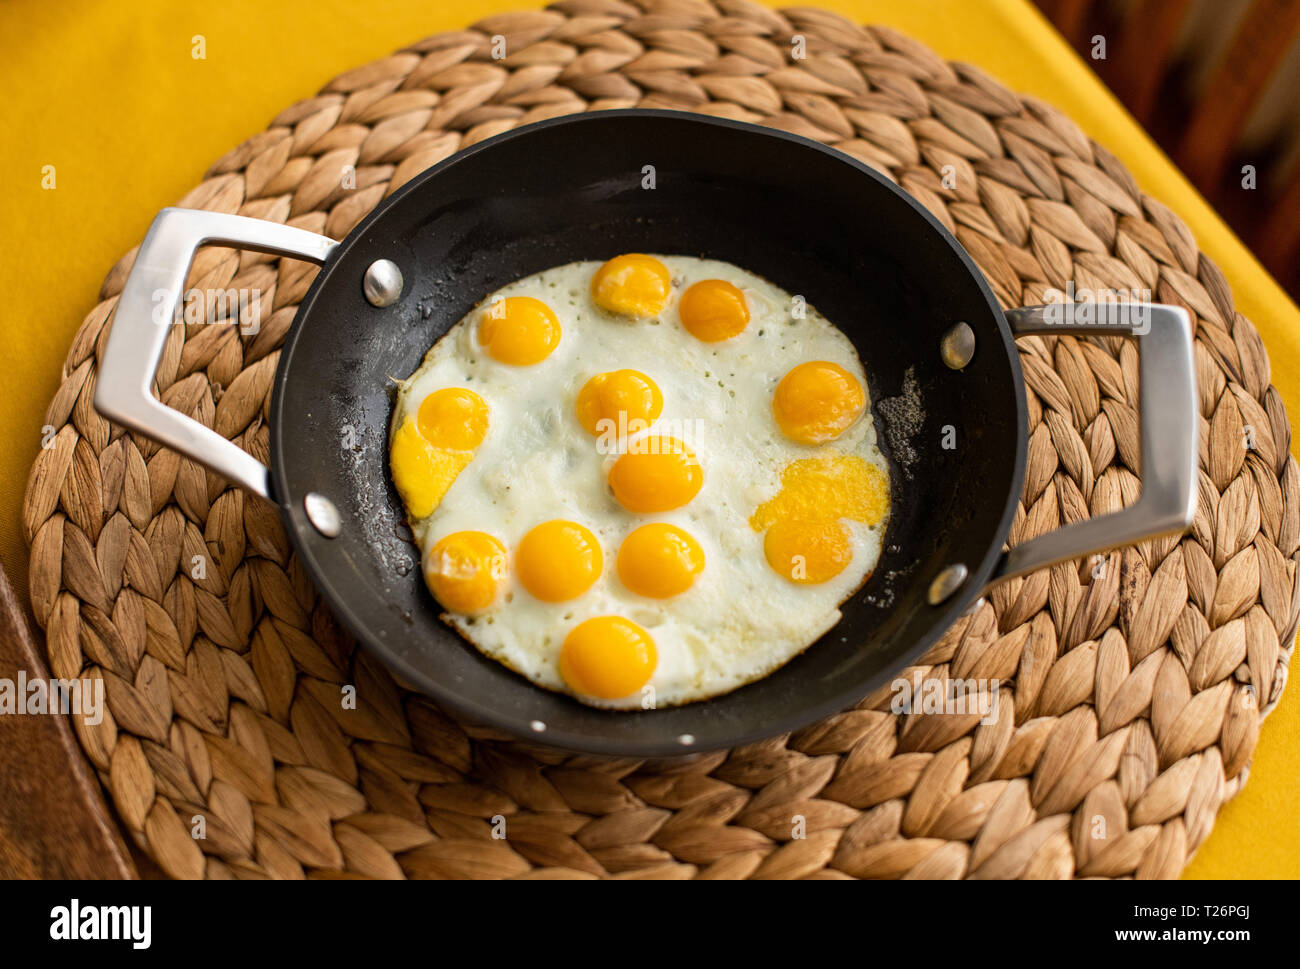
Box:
[389,255,891,709]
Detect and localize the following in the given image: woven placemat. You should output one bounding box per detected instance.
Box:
[22,0,1297,880]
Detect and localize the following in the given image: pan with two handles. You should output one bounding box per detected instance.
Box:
[95,110,1197,756]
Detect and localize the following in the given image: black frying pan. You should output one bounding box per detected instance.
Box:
[95,110,1198,757]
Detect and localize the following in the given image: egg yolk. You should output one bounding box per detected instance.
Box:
[391,387,490,519]
[591,254,671,318]
[750,451,889,585]
[679,279,750,342]
[424,531,508,614]
[516,520,603,602]
[575,369,663,437]
[751,452,889,532]
[762,518,853,584]
[560,616,657,699]
[417,387,489,449]
[478,296,560,365]
[617,523,705,598]
[390,417,474,519]
[608,436,703,513]
[773,361,866,445]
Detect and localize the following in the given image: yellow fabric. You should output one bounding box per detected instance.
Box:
[0,0,1294,878]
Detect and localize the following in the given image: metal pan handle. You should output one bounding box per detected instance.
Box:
[984,302,1198,588]
[94,208,337,501]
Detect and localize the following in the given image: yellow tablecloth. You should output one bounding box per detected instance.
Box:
[1,0,1295,878]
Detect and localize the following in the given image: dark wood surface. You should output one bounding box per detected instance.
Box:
[0,558,137,879]
[1033,0,1300,301]
[1175,0,1300,188]
[1109,0,1193,121]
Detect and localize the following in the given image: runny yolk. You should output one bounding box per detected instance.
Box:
[678,278,749,342]
[617,523,705,598]
[560,616,657,699]
[750,451,890,585]
[575,369,663,437]
[417,387,489,449]
[478,295,560,365]
[424,531,508,614]
[391,387,490,520]
[772,361,866,445]
[608,436,703,513]
[516,519,603,602]
[590,254,671,318]
[762,519,853,584]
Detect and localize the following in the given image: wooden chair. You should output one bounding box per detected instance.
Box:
[1035,0,1300,294]
[0,562,138,878]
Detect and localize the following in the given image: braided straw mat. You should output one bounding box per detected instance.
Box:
[22,0,1298,880]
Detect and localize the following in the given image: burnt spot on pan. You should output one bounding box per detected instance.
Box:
[875,365,925,478]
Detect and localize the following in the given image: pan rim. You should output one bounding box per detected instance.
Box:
[269,108,1028,757]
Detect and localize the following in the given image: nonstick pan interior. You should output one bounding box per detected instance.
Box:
[270,110,1026,756]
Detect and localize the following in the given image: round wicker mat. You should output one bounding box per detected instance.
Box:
[23,0,1297,879]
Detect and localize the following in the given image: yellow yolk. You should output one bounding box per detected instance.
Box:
[590,254,671,318]
[478,296,560,365]
[750,451,889,585]
[391,387,490,519]
[575,369,663,437]
[679,278,750,342]
[424,531,508,614]
[751,452,889,531]
[617,523,705,598]
[417,387,489,449]
[516,520,603,602]
[773,361,866,445]
[608,436,703,513]
[390,417,474,520]
[763,519,853,584]
[560,616,657,699]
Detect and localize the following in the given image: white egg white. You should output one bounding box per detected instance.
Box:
[391,256,891,709]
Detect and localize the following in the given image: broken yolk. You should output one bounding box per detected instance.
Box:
[750,451,889,585]
[390,387,489,520]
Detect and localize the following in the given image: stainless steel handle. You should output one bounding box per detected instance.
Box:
[94,208,337,501]
[985,302,1198,586]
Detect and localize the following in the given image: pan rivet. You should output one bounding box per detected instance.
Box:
[363,259,404,307]
[928,563,969,605]
[940,322,976,370]
[304,492,342,538]
[529,720,546,733]
[677,734,696,746]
